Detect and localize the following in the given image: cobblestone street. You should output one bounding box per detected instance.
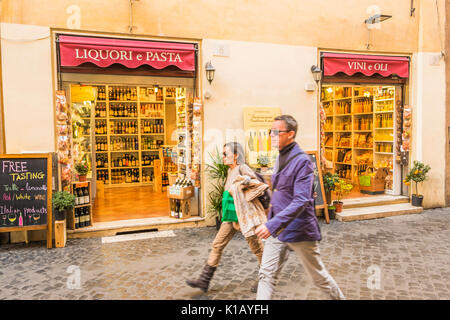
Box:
[1,208,449,300]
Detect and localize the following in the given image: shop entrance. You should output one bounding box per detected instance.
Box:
[319,52,411,201]
[65,81,194,224]
[321,84,405,199]
[55,34,200,230]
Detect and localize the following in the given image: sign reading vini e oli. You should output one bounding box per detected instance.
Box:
[322,52,409,78]
[58,35,196,71]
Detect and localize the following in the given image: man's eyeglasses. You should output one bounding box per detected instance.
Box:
[223,152,229,157]
[269,129,290,136]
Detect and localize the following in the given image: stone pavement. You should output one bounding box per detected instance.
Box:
[0,207,449,300]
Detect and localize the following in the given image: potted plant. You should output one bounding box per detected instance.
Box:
[328,205,336,220]
[205,148,228,230]
[74,162,89,181]
[403,160,431,207]
[52,191,75,221]
[257,153,271,172]
[333,179,353,212]
[323,172,340,205]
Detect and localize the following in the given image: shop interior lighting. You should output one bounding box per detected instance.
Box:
[364,14,392,25]
[326,87,333,93]
[154,85,159,93]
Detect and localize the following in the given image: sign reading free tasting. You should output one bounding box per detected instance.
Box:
[0,154,53,248]
[58,35,196,71]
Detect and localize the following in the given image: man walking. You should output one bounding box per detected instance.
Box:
[255,115,345,300]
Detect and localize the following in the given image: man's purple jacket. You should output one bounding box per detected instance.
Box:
[265,143,322,242]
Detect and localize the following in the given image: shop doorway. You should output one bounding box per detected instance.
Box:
[64,81,194,224]
[321,84,405,199]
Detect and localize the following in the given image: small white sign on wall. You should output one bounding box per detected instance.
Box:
[213,44,230,57]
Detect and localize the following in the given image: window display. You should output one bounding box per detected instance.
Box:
[68,84,195,187]
[321,85,398,193]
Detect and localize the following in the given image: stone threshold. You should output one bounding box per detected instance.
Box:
[341,195,409,208]
[67,216,207,239]
[336,202,423,222]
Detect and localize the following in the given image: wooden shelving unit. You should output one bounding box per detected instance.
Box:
[160,145,178,188]
[91,85,176,187]
[175,88,191,178]
[322,85,396,190]
[67,181,93,230]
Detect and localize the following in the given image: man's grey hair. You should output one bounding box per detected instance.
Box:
[223,142,246,165]
[274,114,298,138]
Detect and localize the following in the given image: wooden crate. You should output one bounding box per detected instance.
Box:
[359,178,385,194]
[359,167,388,195]
[68,181,93,230]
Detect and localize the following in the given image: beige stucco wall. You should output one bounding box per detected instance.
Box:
[0,23,55,153]
[0,0,443,52]
[410,52,446,208]
[201,39,318,222]
[446,0,450,206]
[409,2,447,208]
[0,0,446,214]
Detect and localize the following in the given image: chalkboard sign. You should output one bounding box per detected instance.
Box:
[0,154,53,248]
[306,151,329,224]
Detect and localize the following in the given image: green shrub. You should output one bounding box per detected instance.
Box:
[323,172,340,193]
[52,191,75,212]
[257,153,271,167]
[205,148,228,220]
[403,160,431,196]
[75,162,89,175]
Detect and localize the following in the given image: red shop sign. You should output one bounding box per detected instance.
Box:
[323,52,409,78]
[58,35,196,71]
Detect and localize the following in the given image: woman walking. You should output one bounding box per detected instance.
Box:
[186,142,268,293]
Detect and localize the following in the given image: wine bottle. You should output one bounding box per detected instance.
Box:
[75,209,80,229]
[83,187,89,204]
[179,202,183,219]
[77,188,84,205]
[74,189,79,206]
[85,208,91,227]
[80,208,86,228]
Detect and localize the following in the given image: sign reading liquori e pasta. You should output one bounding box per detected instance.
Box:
[58,35,196,71]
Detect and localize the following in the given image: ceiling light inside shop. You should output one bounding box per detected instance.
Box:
[327,87,333,93]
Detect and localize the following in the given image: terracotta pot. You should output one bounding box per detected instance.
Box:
[78,175,87,182]
[260,166,269,173]
[334,201,343,213]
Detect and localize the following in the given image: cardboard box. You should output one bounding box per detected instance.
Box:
[169,198,192,219]
[167,186,194,200]
[168,174,178,186]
